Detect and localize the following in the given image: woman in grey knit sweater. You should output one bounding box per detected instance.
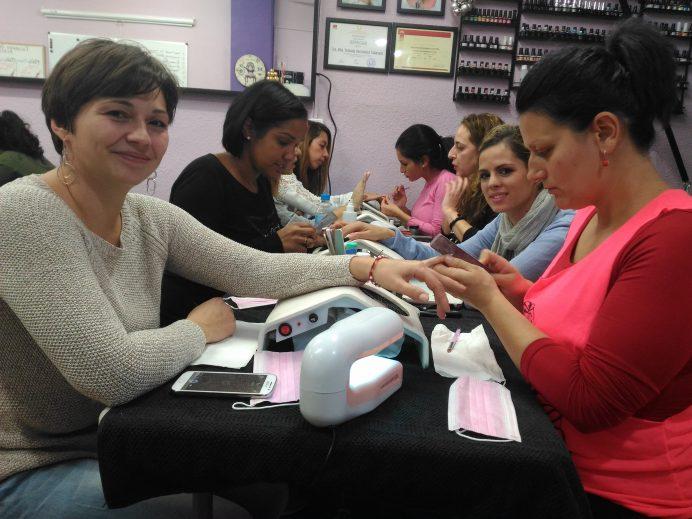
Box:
[0,40,451,518]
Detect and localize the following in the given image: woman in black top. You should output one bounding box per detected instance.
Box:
[161,81,319,324]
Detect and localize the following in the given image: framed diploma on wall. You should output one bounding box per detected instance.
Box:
[337,0,387,11]
[396,0,445,16]
[390,23,457,77]
[324,18,391,73]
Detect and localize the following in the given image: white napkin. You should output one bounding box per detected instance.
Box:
[431,324,505,383]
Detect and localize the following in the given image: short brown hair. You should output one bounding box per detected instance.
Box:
[42,39,179,153]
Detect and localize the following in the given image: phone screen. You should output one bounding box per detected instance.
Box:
[429,234,490,271]
[180,372,269,394]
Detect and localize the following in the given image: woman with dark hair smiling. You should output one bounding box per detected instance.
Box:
[432,19,692,518]
[0,42,452,518]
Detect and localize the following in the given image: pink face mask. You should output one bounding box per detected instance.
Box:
[249,350,303,405]
[448,376,521,442]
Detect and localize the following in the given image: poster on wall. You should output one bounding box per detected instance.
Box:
[48,32,188,87]
[397,0,445,16]
[0,42,46,78]
[390,24,457,76]
[337,0,387,11]
[324,18,391,73]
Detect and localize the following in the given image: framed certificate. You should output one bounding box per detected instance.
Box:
[397,0,445,16]
[324,18,391,73]
[337,0,386,11]
[390,23,457,77]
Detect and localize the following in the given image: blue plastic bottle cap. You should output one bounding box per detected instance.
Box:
[320,193,331,201]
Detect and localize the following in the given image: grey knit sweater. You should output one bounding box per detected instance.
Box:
[0,175,358,482]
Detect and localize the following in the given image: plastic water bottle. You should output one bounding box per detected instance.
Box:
[341,201,357,223]
[314,193,332,227]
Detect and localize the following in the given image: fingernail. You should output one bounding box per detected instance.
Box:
[418,293,428,301]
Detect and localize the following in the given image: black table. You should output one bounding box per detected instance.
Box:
[98,309,591,518]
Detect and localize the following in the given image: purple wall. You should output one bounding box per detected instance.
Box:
[230,0,274,92]
[0,0,689,202]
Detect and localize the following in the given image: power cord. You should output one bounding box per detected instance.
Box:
[316,72,337,195]
[281,426,338,516]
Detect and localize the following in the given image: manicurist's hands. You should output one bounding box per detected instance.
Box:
[278,223,318,252]
[187,297,236,343]
[479,250,533,310]
[335,221,396,242]
[380,197,406,218]
[349,255,452,318]
[430,255,504,312]
[390,184,408,208]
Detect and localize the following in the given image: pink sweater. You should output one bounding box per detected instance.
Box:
[408,169,456,236]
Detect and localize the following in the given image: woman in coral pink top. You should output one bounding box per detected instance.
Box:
[379,124,456,235]
[433,19,692,518]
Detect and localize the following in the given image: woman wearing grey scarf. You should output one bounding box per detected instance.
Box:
[346,125,574,281]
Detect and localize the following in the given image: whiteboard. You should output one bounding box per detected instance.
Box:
[0,42,46,78]
[48,32,188,87]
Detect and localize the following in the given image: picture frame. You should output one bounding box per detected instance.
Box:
[0,42,46,79]
[324,18,391,73]
[396,0,446,16]
[389,23,458,76]
[337,0,387,11]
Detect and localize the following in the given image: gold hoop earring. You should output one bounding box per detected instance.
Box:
[57,147,76,186]
[146,170,158,196]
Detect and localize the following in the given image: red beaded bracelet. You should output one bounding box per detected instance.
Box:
[367,255,386,286]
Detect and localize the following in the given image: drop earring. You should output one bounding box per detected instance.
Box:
[146,170,158,196]
[57,147,76,186]
[600,149,609,167]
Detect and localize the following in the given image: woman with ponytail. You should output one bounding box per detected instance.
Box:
[380,124,456,235]
[435,19,692,518]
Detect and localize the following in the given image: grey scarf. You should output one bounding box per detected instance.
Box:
[491,189,558,260]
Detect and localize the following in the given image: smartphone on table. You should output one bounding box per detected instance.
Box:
[171,371,276,398]
[429,234,490,272]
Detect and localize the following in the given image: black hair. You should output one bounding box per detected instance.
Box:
[0,111,46,159]
[42,39,179,154]
[516,18,676,151]
[440,135,455,171]
[222,80,308,157]
[395,124,450,171]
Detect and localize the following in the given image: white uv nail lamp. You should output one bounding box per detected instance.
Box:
[300,307,404,427]
[258,283,429,368]
[357,201,391,225]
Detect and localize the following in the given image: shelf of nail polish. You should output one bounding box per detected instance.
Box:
[460,35,515,53]
[522,0,627,18]
[642,0,692,16]
[455,86,511,104]
[674,49,691,65]
[647,21,692,39]
[515,47,552,63]
[519,23,608,42]
[462,9,518,26]
[458,61,512,78]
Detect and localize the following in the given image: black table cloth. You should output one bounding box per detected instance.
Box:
[98,308,591,518]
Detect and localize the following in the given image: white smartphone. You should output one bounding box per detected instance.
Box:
[171,371,276,398]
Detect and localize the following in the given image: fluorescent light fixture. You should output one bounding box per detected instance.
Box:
[40,8,195,27]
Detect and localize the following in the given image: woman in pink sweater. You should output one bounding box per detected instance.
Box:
[380,124,456,235]
[434,19,692,518]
